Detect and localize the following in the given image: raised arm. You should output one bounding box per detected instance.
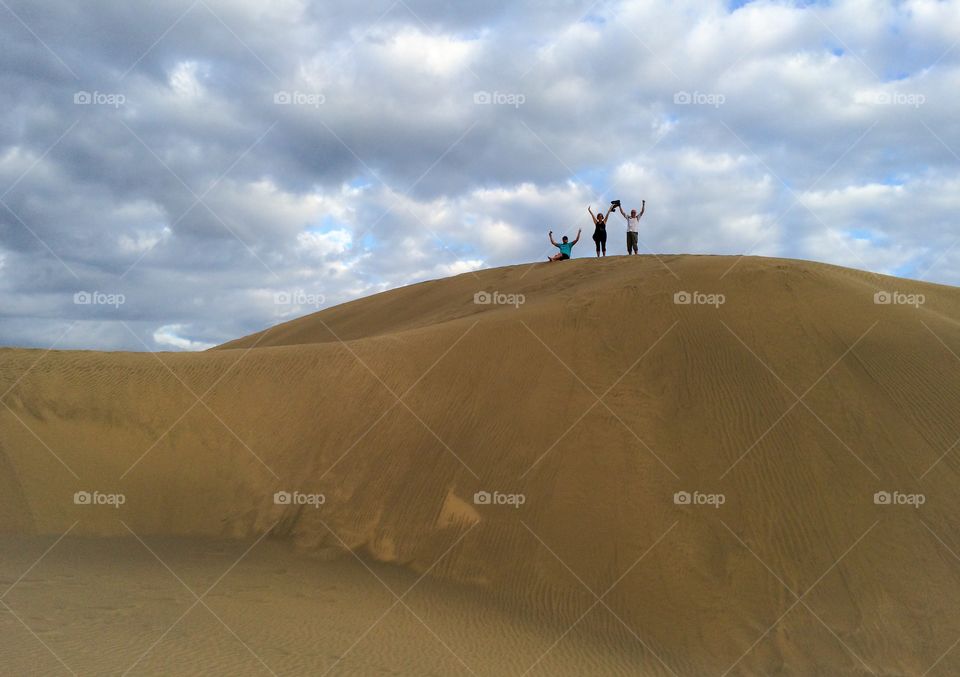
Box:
[587,206,597,224]
[572,228,582,245]
[618,205,628,219]
[639,200,646,218]
[605,205,616,220]
[549,230,558,247]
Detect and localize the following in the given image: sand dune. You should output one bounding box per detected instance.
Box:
[3,255,960,675]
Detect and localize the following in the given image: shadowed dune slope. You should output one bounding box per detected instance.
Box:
[3,255,960,674]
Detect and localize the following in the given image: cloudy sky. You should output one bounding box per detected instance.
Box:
[1,0,958,351]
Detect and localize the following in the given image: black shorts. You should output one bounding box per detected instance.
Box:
[560,253,570,260]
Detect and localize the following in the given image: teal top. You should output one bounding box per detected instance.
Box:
[557,242,573,256]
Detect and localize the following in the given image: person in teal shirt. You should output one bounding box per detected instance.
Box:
[548,228,581,262]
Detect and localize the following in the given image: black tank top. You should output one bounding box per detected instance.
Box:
[594,218,606,235]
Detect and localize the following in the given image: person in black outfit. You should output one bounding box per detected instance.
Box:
[587,205,615,257]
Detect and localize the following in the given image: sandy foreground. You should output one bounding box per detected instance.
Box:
[2,255,960,675]
[1,536,645,676]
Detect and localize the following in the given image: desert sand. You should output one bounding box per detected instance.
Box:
[2,254,960,675]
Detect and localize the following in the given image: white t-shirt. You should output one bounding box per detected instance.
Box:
[626,216,641,232]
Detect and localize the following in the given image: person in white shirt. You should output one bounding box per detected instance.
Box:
[618,200,646,255]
